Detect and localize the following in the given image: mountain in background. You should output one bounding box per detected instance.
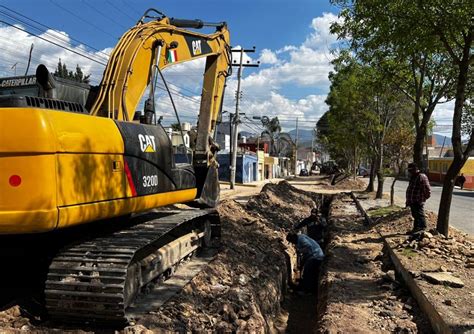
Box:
[288,129,314,142]
[433,133,451,146]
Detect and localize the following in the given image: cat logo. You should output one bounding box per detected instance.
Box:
[138,134,156,153]
[192,40,202,56]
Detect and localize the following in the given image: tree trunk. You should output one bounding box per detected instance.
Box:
[390,176,397,207]
[413,129,425,169]
[437,53,471,236]
[375,143,384,199]
[365,157,376,192]
[436,157,464,236]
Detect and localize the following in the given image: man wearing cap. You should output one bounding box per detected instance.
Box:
[406,163,431,233]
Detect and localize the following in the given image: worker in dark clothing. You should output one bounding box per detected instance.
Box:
[294,208,327,244]
[457,173,466,190]
[406,163,431,234]
[286,232,324,293]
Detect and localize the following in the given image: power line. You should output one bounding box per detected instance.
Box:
[105,0,137,23]
[0,20,108,66]
[0,11,109,65]
[82,0,129,31]
[119,0,143,17]
[0,5,111,60]
[48,0,118,41]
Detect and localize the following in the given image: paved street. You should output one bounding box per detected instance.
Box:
[384,178,473,235]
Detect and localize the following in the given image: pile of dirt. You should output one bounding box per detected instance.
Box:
[246,180,321,230]
[332,177,367,190]
[136,182,322,332]
[137,199,290,332]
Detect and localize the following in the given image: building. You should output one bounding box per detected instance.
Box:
[217,153,258,183]
[428,157,474,190]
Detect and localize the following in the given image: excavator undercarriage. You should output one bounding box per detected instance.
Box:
[45,209,219,323]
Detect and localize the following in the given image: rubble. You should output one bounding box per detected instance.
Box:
[318,195,431,333]
[134,181,321,332]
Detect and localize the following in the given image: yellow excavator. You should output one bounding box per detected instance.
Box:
[0,9,231,323]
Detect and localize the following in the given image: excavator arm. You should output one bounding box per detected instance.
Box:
[90,11,231,169]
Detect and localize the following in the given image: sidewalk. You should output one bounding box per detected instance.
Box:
[353,194,474,333]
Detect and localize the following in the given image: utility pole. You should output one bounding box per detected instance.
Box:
[294,117,299,176]
[229,47,259,189]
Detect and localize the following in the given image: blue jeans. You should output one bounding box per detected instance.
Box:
[301,256,322,292]
[410,203,426,231]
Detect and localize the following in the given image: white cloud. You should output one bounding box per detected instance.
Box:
[0,24,108,82]
[303,12,341,49]
[258,49,279,65]
[0,14,453,133]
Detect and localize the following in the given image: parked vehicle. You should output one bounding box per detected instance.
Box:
[358,167,369,177]
[299,169,309,176]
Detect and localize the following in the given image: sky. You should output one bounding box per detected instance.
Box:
[0,0,453,135]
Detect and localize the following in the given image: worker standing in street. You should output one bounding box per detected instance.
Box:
[286,232,324,293]
[405,163,431,234]
[457,173,466,190]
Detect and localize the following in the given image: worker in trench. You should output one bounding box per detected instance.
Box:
[293,207,327,245]
[286,231,325,294]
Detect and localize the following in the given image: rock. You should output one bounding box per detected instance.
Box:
[403,304,413,311]
[123,324,154,334]
[444,299,453,306]
[421,272,465,288]
[466,263,474,269]
[6,305,22,318]
[385,270,396,283]
[438,266,448,272]
[211,283,229,294]
[422,231,433,239]
[238,274,248,286]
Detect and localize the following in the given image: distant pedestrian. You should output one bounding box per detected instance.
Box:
[405,163,431,234]
[294,208,327,244]
[286,232,324,293]
[457,173,466,190]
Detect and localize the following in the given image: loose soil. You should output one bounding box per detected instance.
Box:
[357,194,474,332]
[318,194,432,333]
[0,180,322,333]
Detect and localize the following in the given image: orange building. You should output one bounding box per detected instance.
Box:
[428,157,474,190]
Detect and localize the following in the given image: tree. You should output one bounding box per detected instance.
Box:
[325,58,405,198]
[170,122,181,131]
[260,116,282,156]
[419,1,474,236]
[54,59,90,84]
[331,0,473,236]
[331,1,455,170]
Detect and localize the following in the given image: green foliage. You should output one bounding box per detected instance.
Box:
[54,59,90,84]
[170,122,181,131]
[367,205,403,218]
[330,0,473,233]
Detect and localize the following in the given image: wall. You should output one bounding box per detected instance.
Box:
[217,154,258,183]
[428,157,474,189]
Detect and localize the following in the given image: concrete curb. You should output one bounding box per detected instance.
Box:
[350,192,454,334]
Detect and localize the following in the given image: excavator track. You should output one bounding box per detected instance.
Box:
[45,209,218,324]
